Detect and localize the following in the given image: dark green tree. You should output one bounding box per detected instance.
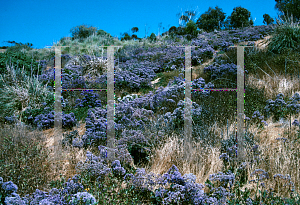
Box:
[169,26,177,33]
[97,29,111,37]
[230,6,252,28]
[185,20,198,39]
[149,33,156,42]
[131,27,139,33]
[275,0,300,21]
[131,34,140,40]
[263,14,274,25]
[70,24,97,40]
[196,6,226,32]
[121,32,131,41]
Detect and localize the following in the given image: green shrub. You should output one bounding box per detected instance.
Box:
[268,16,300,54]
[0,50,40,75]
[185,20,198,38]
[149,33,157,42]
[0,65,54,123]
[70,24,97,41]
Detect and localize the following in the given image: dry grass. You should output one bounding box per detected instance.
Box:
[145,133,223,185]
[246,73,300,99]
[145,115,300,198]
[40,122,87,182]
[236,117,300,197]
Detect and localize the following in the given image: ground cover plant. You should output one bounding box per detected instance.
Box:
[2,16,300,204]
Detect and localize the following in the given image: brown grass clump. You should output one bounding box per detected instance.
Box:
[246,73,300,99]
[42,123,87,182]
[145,133,223,185]
[0,123,52,196]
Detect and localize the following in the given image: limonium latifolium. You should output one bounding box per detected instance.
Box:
[71,192,97,205]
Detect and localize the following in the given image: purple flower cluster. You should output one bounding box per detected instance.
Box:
[264,92,300,121]
[82,103,153,148]
[111,160,126,178]
[286,92,300,115]
[75,90,102,108]
[4,114,18,124]
[251,110,268,126]
[117,45,185,72]
[249,169,269,183]
[191,25,273,52]
[204,63,237,82]
[273,174,295,191]
[191,46,214,66]
[18,175,87,205]
[71,192,97,205]
[38,67,55,89]
[82,107,107,147]
[123,165,218,204]
[37,59,48,71]
[62,65,86,89]
[292,119,299,126]
[114,70,153,92]
[33,107,77,130]
[0,177,26,205]
[76,150,131,184]
[76,151,112,182]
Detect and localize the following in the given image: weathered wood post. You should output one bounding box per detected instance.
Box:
[107,46,115,161]
[184,46,192,161]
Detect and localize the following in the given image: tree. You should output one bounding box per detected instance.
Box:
[275,0,300,21]
[176,8,198,27]
[131,34,140,40]
[97,29,111,37]
[131,27,139,33]
[263,14,274,25]
[185,20,198,38]
[70,24,97,40]
[169,26,177,33]
[230,7,252,28]
[149,33,156,42]
[196,6,226,32]
[121,32,131,41]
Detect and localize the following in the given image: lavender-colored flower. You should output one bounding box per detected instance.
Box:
[71,192,97,205]
[4,194,26,205]
[219,153,229,161]
[39,198,55,205]
[111,160,126,178]
[250,169,269,183]
[261,120,268,126]
[72,138,84,148]
[292,119,299,126]
[2,181,18,193]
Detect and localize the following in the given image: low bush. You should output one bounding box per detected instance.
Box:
[268,16,300,54]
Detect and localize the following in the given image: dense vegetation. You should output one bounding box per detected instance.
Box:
[1,3,300,204]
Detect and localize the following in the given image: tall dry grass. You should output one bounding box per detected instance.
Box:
[41,123,87,183]
[145,133,223,185]
[246,73,300,99]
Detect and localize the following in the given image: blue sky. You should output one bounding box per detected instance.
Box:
[0,0,278,49]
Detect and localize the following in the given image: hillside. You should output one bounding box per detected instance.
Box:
[1,24,300,204]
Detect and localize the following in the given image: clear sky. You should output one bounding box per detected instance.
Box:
[0,0,278,49]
